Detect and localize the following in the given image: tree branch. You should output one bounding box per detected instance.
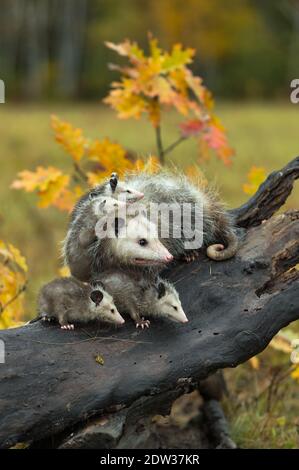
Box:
[231,156,299,228]
[73,161,88,185]
[163,135,187,156]
[155,125,165,164]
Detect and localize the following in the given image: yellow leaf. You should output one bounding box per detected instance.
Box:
[291,366,299,382]
[8,244,28,273]
[0,241,27,329]
[52,186,83,213]
[95,354,105,366]
[243,166,266,196]
[249,356,260,370]
[51,115,87,162]
[38,174,70,209]
[11,166,63,193]
[104,87,147,121]
[162,43,195,71]
[58,266,70,277]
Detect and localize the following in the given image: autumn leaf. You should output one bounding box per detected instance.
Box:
[249,356,260,370]
[162,43,195,72]
[52,186,83,213]
[179,119,204,137]
[95,354,105,366]
[58,266,71,277]
[12,166,73,210]
[104,85,147,121]
[0,241,27,329]
[104,35,233,164]
[202,119,235,165]
[243,166,266,195]
[38,173,70,208]
[12,166,63,192]
[8,244,28,273]
[291,366,299,383]
[51,115,88,162]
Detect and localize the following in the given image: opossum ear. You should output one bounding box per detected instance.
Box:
[112,217,125,237]
[157,282,166,299]
[110,173,118,193]
[90,290,103,305]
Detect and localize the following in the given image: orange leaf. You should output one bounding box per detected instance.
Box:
[12,166,66,192]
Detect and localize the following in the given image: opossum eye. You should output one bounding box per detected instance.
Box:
[173,306,178,311]
[126,190,132,194]
[111,308,115,313]
[138,238,148,246]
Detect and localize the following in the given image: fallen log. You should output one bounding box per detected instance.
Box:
[0,157,298,449]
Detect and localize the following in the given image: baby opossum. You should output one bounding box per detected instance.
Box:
[63,173,146,281]
[124,171,238,262]
[70,172,144,224]
[93,270,188,328]
[37,277,125,329]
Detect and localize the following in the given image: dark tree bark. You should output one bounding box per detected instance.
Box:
[0,157,298,449]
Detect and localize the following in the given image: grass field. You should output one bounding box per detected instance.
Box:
[0,102,298,447]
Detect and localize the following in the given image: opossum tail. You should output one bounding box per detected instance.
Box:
[206,231,238,261]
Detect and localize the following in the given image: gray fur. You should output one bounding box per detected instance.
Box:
[63,175,145,281]
[64,170,238,283]
[125,171,238,261]
[37,277,124,328]
[93,270,188,327]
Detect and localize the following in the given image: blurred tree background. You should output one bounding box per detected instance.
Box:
[1,0,299,101]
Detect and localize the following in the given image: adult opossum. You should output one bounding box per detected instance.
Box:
[125,171,238,262]
[37,277,124,329]
[92,270,188,328]
[63,173,144,280]
[64,171,237,282]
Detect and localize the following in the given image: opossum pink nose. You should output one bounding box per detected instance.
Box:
[180,313,189,323]
[165,254,174,262]
[119,318,125,324]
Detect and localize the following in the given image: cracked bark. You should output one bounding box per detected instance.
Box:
[0,157,298,449]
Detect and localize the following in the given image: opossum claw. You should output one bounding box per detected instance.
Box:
[136,318,151,329]
[182,251,200,263]
[61,324,75,330]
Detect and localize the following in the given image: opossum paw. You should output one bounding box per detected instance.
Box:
[61,324,75,330]
[136,318,150,329]
[42,315,53,322]
[182,251,200,263]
